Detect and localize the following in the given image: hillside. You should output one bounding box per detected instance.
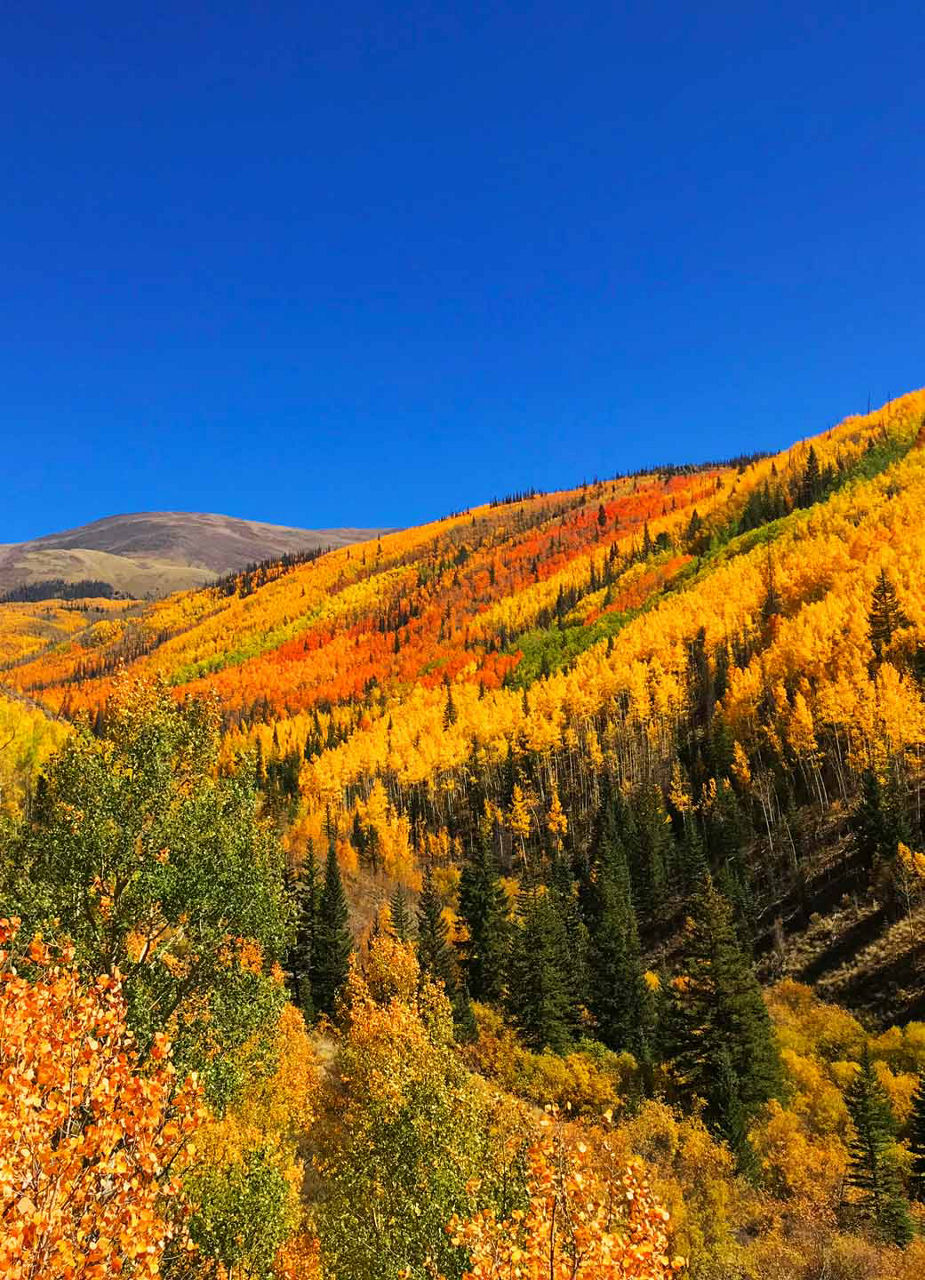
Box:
[4,389,925,1019]
[6,390,925,1277]
[0,510,387,599]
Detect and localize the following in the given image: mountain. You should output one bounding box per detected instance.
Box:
[0,510,388,599]
[6,389,925,1277]
[6,389,925,1024]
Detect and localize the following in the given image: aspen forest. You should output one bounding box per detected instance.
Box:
[8,388,925,1279]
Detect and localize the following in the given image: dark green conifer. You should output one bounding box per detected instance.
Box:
[669,877,781,1160]
[845,1047,913,1246]
[288,845,319,1023]
[457,823,510,1003]
[506,889,577,1054]
[798,445,822,506]
[586,834,653,1062]
[313,841,353,1016]
[868,568,910,660]
[851,766,909,872]
[417,867,474,1036]
[416,868,458,993]
[388,882,415,943]
[908,1069,925,1200]
[624,785,671,919]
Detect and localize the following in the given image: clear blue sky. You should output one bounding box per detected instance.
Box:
[3,2,923,540]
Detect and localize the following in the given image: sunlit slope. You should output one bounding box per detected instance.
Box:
[7,391,925,920]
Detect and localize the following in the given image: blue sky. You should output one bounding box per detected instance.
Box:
[2,1,923,540]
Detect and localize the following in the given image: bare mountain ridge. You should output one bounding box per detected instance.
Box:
[0,511,387,599]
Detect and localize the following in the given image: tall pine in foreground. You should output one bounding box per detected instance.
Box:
[288,845,320,1023]
[909,1069,925,1200]
[668,876,781,1165]
[388,882,415,943]
[506,888,577,1054]
[313,841,353,1016]
[844,1047,913,1246]
[586,830,652,1063]
[417,867,474,1038]
[457,819,510,1004]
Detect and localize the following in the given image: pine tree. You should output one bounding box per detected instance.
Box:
[288,846,319,1023]
[313,841,353,1016]
[586,835,653,1062]
[506,889,578,1054]
[798,445,822,507]
[624,785,671,920]
[416,868,457,993]
[417,868,474,1036]
[669,877,781,1162]
[388,882,415,943]
[868,568,910,660]
[908,1069,925,1200]
[845,1047,913,1246]
[457,822,510,1003]
[851,767,910,872]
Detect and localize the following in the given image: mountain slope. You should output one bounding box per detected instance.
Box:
[0,510,388,598]
[6,390,925,1025]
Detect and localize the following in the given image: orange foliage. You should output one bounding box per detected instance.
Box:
[447,1113,685,1279]
[0,919,202,1279]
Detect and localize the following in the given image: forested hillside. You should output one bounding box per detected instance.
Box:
[4,390,925,1278]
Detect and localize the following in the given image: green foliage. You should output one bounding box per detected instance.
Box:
[506,888,578,1054]
[2,679,289,1108]
[388,881,415,943]
[845,1047,913,1246]
[586,834,653,1063]
[909,1069,925,1200]
[313,938,525,1280]
[313,840,352,1015]
[457,824,510,1004]
[868,567,911,660]
[667,877,782,1163]
[287,845,319,1023]
[185,1148,294,1280]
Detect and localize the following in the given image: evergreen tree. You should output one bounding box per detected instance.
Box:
[845,1047,913,1246]
[668,877,781,1162]
[416,868,458,994]
[586,835,653,1062]
[624,785,671,919]
[506,889,577,1054]
[868,568,910,660]
[313,841,353,1016]
[798,445,822,507]
[908,1069,925,1200]
[457,824,510,1003]
[851,766,910,873]
[388,882,415,943]
[288,845,319,1023]
[417,867,474,1035]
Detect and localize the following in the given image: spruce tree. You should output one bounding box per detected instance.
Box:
[624,784,671,919]
[868,568,910,660]
[908,1069,925,1200]
[506,889,577,1054]
[457,825,510,1003]
[586,853,653,1063]
[798,445,822,507]
[851,766,909,872]
[416,868,458,994]
[313,841,353,1016]
[845,1047,913,1245]
[388,882,415,943]
[669,877,781,1161]
[288,846,319,1023]
[417,867,474,1036]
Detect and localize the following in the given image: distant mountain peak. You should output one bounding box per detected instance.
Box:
[0,510,387,599]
